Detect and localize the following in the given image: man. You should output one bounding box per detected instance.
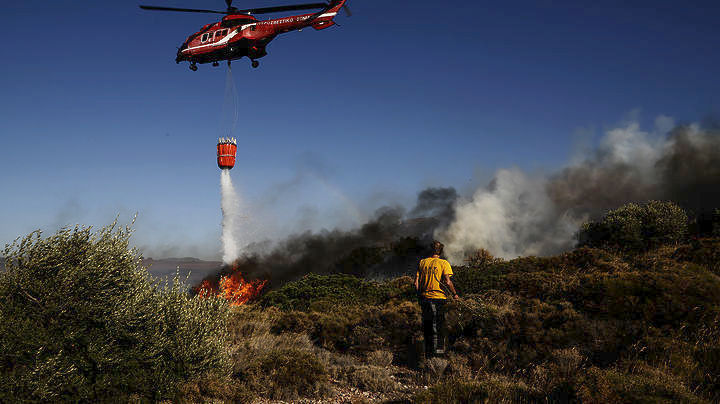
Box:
[415,240,459,359]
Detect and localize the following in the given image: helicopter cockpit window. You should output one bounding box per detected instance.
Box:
[216,31,222,38]
[201,33,208,42]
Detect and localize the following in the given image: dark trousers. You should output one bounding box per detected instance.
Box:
[420,297,447,358]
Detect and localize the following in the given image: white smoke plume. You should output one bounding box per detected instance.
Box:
[220,170,242,264]
[440,168,580,261]
[439,117,720,262]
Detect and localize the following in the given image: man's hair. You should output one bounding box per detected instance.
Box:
[432,240,444,256]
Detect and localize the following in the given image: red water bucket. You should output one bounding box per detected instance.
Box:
[217,137,237,169]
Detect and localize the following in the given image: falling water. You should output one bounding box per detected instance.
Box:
[219,65,242,264]
[220,169,241,264]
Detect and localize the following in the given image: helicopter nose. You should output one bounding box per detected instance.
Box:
[176,47,187,63]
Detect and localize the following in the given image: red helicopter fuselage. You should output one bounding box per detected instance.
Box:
[175,0,345,68]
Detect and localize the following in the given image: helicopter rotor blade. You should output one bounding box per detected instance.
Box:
[231,3,328,15]
[139,5,227,14]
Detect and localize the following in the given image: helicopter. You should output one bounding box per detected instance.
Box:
[140,0,350,70]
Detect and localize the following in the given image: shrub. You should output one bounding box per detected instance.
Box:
[0,223,230,402]
[218,306,336,401]
[672,238,720,275]
[530,347,585,401]
[413,376,542,404]
[344,365,397,392]
[577,364,705,403]
[578,201,688,252]
[367,350,394,367]
[174,374,250,403]
[237,348,330,400]
[261,274,403,311]
[425,357,448,380]
[465,248,503,268]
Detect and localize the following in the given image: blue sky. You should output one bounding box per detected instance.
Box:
[1,0,719,258]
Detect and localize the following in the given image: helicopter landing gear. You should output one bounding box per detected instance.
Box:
[212,61,219,67]
[189,62,198,71]
[251,60,259,68]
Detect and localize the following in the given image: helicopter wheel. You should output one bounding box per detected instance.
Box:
[251,60,259,68]
[212,61,219,67]
[189,63,198,71]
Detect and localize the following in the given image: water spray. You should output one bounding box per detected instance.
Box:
[218,137,240,263]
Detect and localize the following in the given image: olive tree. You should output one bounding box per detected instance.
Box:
[0,222,230,402]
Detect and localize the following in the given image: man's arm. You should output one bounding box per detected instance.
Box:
[414,271,420,292]
[442,273,459,299]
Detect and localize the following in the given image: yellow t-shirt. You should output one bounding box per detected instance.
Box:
[417,255,453,299]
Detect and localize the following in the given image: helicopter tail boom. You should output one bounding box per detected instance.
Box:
[308,0,346,29]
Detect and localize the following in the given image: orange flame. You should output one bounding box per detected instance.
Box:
[194,270,267,306]
[194,279,217,298]
[219,272,268,306]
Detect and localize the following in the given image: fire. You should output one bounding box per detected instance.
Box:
[194,270,268,306]
[219,272,268,306]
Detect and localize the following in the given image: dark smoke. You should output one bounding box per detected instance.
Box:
[548,124,720,218]
[656,126,720,213]
[408,187,458,230]
[203,120,720,288]
[202,187,458,288]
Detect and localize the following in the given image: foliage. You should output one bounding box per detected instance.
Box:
[464,248,504,268]
[367,349,394,367]
[673,238,720,275]
[0,223,230,402]
[343,365,397,392]
[261,273,414,311]
[578,200,688,251]
[272,300,421,362]
[413,376,541,404]
[239,348,330,399]
[577,364,706,403]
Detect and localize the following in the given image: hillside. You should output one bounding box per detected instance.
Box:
[2,204,718,402]
[181,238,720,403]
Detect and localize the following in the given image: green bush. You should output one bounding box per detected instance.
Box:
[578,201,688,251]
[0,223,230,402]
[261,273,409,311]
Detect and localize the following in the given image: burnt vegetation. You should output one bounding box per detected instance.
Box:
[1,201,720,402]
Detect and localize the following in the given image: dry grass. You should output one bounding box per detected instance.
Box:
[414,373,541,404]
[344,365,398,392]
[426,358,448,379]
[367,350,394,367]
